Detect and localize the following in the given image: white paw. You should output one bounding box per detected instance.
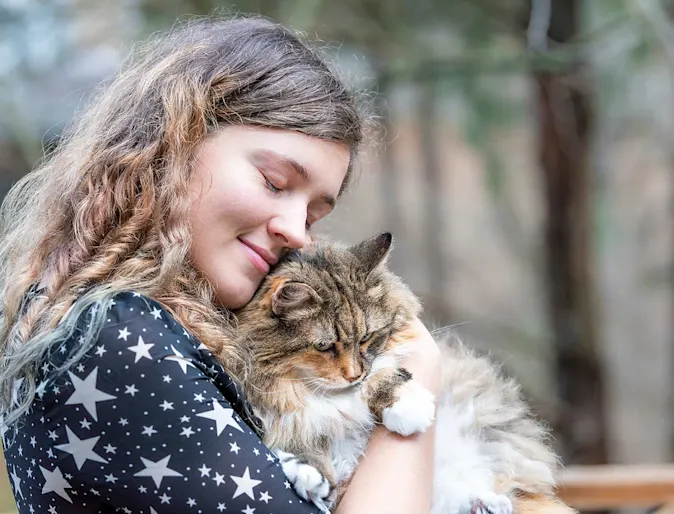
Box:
[382,380,435,436]
[458,492,513,514]
[274,449,333,511]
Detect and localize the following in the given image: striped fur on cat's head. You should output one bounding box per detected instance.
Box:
[234,233,421,390]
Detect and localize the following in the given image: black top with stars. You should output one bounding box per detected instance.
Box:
[2,292,321,514]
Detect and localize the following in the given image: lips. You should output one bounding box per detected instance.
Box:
[238,238,277,274]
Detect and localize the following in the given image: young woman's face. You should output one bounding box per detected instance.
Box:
[188,126,350,309]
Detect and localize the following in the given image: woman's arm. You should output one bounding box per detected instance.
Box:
[336,317,443,514]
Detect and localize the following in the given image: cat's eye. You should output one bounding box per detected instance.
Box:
[314,340,333,352]
[360,333,373,343]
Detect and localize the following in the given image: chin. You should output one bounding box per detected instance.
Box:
[215,278,260,310]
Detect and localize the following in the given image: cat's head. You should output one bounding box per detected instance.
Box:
[234,233,421,391]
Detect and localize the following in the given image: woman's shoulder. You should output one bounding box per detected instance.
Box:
[35,289,255,428]
[43,290,228,387]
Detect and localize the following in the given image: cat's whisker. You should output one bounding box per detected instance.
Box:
[431,321,472,339]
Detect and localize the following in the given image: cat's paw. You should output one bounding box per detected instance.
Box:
[462,492,513,514]
[274,449,335,513]
[382,379,435,436]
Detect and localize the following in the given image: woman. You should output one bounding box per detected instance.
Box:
[0,16,443,514]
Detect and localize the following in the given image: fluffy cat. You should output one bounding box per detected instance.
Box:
[230,233,574,514]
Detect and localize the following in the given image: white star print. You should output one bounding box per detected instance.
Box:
[164,345,196,374]
[80,419,92,430]
[159,493,171,504]
[160,400,174,411]
[35,380,49,399]
[198,464,211,477]
[180,426,195,438]
[150,307,163,320]
[242,505,255,514]
[125,384,139,396]
[40,465,73,503]
[10,466,24,499]
[133,455,183,488]
[65,367,116,421]
[105,473,118,483]
[253,448,260,456]
[187,498,197,507]
[213,472,226,486]
[118,327,131,341]
[230,441,241,454]
[217,503,226,512]
[197,399,243,435]
[141,425,157,437]
[259,491,272,503]
[128,335,155,363]
[104,443,117,453]
[95,345,107,357]
[54,426,108,470]
[230,467,261,500]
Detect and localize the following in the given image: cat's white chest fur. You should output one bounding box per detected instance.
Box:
[303,391,373,482]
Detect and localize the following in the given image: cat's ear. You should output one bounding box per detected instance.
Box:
[349,232,393,275]
[271,281,323,318]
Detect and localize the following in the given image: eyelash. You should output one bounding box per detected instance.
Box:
[264,177,283,195]
[260,170,313,231]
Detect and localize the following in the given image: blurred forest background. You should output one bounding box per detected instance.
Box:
[2,0,674,511]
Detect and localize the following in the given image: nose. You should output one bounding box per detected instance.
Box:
[343,362,363,383]
[268,206,311,250]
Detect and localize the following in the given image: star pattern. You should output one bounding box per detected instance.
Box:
[1,292,320,513]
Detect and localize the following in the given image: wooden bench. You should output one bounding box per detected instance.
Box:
[557,464,674,511]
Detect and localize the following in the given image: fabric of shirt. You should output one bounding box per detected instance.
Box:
[1,291,321,514]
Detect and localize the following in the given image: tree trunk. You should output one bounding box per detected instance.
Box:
[535,0,608,465]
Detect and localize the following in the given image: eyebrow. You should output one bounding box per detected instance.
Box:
[256,149,336,208]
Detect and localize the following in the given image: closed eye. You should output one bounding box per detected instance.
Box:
[264,177,283,194]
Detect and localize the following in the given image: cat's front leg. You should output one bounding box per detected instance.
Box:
[362,366,436,436]
[273,449,337,513]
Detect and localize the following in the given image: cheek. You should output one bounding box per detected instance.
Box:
[291,352,339,379]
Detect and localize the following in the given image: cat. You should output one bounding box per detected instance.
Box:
[230,233,574,514]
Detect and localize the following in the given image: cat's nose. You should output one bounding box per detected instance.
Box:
[343,363,363,382]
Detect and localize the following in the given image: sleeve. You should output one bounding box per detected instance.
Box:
[39,292,322,514]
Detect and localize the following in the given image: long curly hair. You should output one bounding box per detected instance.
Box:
[0,15,364,425]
